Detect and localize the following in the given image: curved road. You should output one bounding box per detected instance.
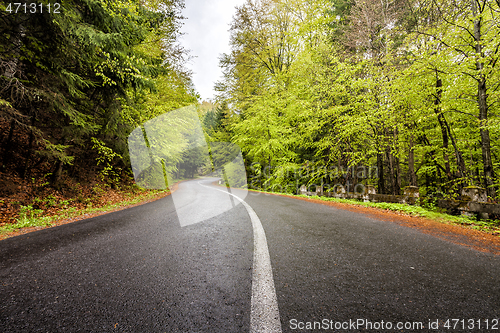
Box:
[1,178,500,332]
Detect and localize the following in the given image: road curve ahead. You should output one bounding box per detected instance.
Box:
[1,178,500,332]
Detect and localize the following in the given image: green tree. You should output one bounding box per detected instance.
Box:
[0,0,196,186]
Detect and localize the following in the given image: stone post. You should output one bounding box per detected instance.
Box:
[363,185,376,202]
[316,185,323,196]
[461,186,487,202]
[403,186,420,198]
[403,186,419,205]
[461,186,488,219]
[333,185,345,198]
[299,185,307,195]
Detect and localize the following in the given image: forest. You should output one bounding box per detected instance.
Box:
[208,0,500,204]
[0,0,197,225]
[1,0,499,228]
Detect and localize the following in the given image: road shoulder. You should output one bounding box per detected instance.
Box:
[255,191,500,255]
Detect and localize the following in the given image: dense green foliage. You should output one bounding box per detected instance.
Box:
[0,0,197,186]
[210,0,500,201]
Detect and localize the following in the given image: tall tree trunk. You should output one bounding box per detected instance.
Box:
[393,129,401,195]
[478,77,495,198]
[434,76,452,181]
[377,153,385,194]
[441,115,466,180]
[50,137,66,187]
[1,119,16,166]
[394,154,401,195]
[387,148,396,195]
[408,134,417,186]
[434,75,467,185]
[51,160,64,187]
[21,113,36,179]
[2,119,15,148]
[473,2,496,199]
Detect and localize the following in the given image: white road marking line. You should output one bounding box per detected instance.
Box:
[198,181,282,333]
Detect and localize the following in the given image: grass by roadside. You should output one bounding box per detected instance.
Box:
[0,187,169,238]
[245,187,500,235]
[0,177,190,239]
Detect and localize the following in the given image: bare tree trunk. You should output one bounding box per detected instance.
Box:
[441,116,466,180]
[1,119,16,166]
[377,153,385,194]
[21,116,36,179]
[51,137,66,187]
[387,148,396,195]
[408,134,417,186]
[394,129,401,195]
[51,160,64,187]
[433,75,468,187]
[394,154,401,195]
[473,1,496,199]
[478,76,495,197]
[433,76,452,181]
[21,109,39,178]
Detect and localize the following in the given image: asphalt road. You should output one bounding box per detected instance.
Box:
[1,178,500,332]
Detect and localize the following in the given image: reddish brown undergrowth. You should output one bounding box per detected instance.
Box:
[0,114,157,228]
[0,170,164,226]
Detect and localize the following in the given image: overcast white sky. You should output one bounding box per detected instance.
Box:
[179,0,247,101]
